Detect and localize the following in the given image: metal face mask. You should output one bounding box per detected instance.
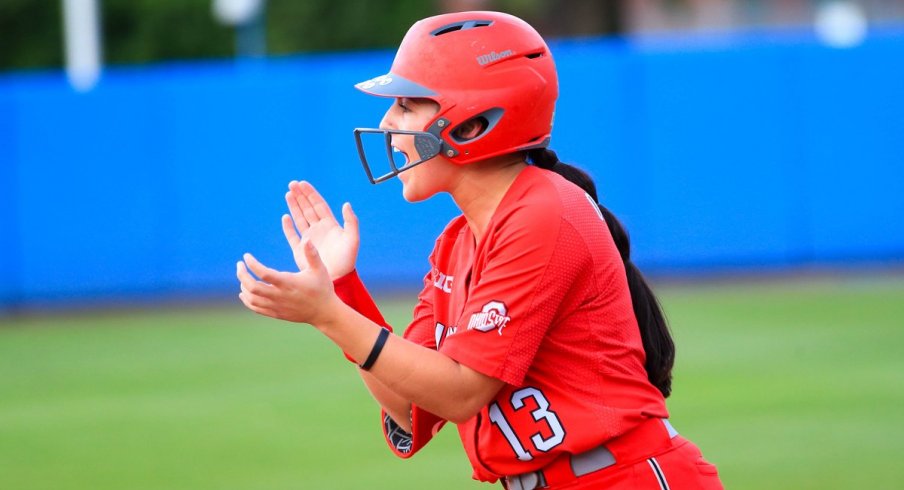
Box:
[352,125,445,184]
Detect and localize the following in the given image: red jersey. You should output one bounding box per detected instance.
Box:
[337,165,667,483]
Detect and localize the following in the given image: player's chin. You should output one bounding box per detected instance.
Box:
[400,183,423,202]
[400,178,432,203]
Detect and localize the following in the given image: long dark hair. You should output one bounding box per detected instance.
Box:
[528,148,676,398]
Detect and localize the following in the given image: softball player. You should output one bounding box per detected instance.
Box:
[236,11,723,489]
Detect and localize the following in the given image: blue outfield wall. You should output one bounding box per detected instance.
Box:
[1,28,903,308]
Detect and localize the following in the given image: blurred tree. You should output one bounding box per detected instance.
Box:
[0,0,64,71]
[266,0,435,54]
[545,0,622,36]
[0,0,434,71]
[103,0,233,65]
[0,0,620,72]
[444,0,624,38]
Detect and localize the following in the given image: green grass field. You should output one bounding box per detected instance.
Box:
[1,275,903,489]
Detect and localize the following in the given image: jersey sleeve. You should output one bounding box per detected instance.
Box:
[440,200,580,386]
[380,265,450,458]
[333,269,392,331]
[334,257,454,458]
[332,270,393,363]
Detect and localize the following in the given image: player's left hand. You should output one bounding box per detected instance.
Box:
[236,237,339,325]
[283,181,359,280]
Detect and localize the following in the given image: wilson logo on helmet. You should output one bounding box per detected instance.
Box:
[476,50,514,66]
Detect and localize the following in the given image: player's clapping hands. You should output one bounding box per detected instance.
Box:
[236,237,337,324]
[236,181,358,324]
[283,181,359,279]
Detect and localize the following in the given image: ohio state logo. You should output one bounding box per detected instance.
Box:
[467,301,511,335]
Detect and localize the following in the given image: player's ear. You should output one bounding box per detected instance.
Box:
[452,117,488,141]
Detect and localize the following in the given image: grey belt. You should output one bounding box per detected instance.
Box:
[504,420,679,490]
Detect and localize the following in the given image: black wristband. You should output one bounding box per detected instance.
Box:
[359,328,391,371]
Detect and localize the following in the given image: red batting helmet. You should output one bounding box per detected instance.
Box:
[353,11,558,183]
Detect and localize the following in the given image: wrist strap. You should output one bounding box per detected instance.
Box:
[359,328,391,371]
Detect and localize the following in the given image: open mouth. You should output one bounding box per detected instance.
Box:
[391,145,410,165]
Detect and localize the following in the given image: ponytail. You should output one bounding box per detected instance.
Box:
[528,148,676,398]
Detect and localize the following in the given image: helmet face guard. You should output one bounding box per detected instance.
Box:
[353,128,442,184]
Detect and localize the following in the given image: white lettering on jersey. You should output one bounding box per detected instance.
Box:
[467,301,511,335]
[434,322,445,348]
[433,270,453,293]
[434,322,457,349]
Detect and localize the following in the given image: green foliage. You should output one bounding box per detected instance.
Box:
[266,0,435,55]
[103,0,233,65]
[0,0,625,72]
[0,0,434,72]
[0,0,64,71]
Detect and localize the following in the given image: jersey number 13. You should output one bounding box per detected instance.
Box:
[488,387,566,461]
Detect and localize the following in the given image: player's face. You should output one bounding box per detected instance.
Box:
[380,98,458,202]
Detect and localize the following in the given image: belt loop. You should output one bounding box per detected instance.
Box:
[571,445,616,477]
[506,471,540,490]
[505,476,522,490]
[539,452,578,486]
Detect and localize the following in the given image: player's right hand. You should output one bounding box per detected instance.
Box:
[283,180,359,279]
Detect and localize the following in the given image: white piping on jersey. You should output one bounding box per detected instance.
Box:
[647,457,670,490]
